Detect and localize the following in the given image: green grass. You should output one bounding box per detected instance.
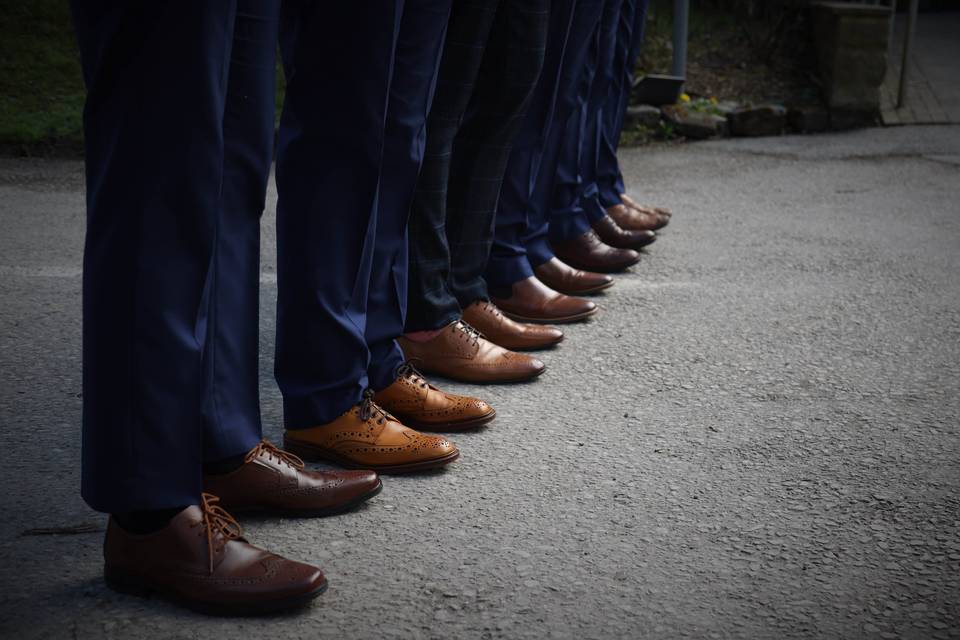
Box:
[0,1,85,152]
[0,0,287,155]
[2,0,810,154]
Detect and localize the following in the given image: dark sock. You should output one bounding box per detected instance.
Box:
[113,507,188,535]
[202,451,248,476]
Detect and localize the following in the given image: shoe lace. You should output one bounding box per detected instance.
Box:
[480,301,503,320]
[358,388,389,424]
[452,320,483,346]
[190,493,244,575]
[396,360,429,389]
[244,439,304,470]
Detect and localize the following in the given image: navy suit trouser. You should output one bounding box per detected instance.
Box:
[597,0,650,207]
[77,0,447,511]
[365,0,452,393]
[75,0,279,513]
[275,0,449,429]
[486,0,604,291]
[575,0,626,226]
[404,0,549,331]
[485,0,577,293]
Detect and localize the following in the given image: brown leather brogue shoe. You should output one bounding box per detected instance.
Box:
[283,391,459,474]
[610,198,670,230]
[374,361,496,431]
[551,229,640,273]
[398,320,545,384]
[203,440,382,517]
[592,214,657,250]
[461,300,564,350]
[606,203,661,231]
[104,494,327,616]
[620,193,672,223]
[491,276,597,325]
[534,258,614,296]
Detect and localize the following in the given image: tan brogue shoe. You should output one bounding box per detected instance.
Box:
[461,300,564,350]
[533,257,614,296]
[203,440,382,517]
[374,361,495,431]
[104,494,327,616]
[491,276,597,325]
[398,320,546,384]
[282,391,460,474]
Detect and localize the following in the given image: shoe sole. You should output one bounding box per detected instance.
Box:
[617,217,668,232]
[493,333,565,351]
[104,566,328,616]
[396,408,497,432]
[224,480,384,518]
[546,280,616,297]
[281,438,461,475]
[616,238,657,250]
[416,364,547,385]
[500,306,598,325]
[556,257,639,274]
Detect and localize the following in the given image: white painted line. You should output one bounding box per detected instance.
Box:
[0,265,281,284]
[0,265,83,278]
[0,267,695,291]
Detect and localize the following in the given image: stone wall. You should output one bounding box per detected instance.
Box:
[812,2,892,114]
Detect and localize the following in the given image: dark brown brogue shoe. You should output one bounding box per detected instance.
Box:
[491,276,597,325]
[203,440,382,517]
[398,320,546,384]
[104,494,327,616]
[606,203,661,231]
[592,214,656,250]
[533,257,613,296]
[620,193,672,225]
[551,229,640,273]
[461,300,564,350]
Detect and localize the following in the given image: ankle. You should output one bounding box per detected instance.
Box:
[404,327,447,343]
[113,506,189,534]
[203,451,248,476]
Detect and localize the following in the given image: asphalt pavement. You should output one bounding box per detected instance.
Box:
[1,125,958,639]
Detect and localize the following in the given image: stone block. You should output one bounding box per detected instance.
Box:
[625,104,662,128]
[729,105,787,137]
[788,105,831,133]
[829,109,879,130]
[661,105,725,140]
[813,1,891,112]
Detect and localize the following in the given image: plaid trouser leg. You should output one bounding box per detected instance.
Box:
[405,0,500,332]
[444,0,548,308]
[405,0,547,329]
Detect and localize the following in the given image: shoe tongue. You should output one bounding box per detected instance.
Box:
[430,322,477,357]
[480,301,500,318]
[401,372,430,398]
[174,505,205,529]
[421,385,453,411]
[356,406,390,438]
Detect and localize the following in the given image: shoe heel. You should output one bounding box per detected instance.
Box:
[104,566,152,598]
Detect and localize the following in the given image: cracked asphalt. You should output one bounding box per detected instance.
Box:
[1,126,959,639]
